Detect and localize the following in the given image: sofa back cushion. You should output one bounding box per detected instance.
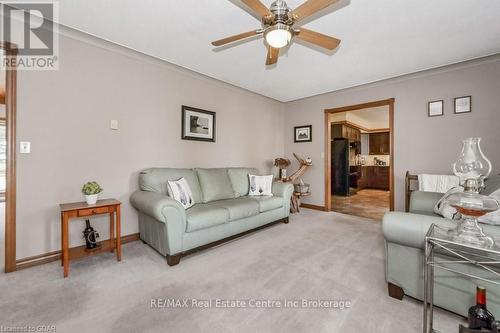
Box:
[480,175,500,225]
[409,190,443,216]
[483,175,500,196]
[227,168,259,197]
[139,168,203,203]
[196,168,235,203]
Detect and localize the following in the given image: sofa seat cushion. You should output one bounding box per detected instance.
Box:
[185,204,229,233]
[251,196,283,212]
[196,168,235,203]
[209,197,259,222]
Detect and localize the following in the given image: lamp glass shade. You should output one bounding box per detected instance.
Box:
[452,137,492,183]
[265,27,292,48]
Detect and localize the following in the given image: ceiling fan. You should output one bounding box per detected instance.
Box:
[212,0,341,65]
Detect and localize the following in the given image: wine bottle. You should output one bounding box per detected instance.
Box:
[468,286,495,329]
[83,219,99,249]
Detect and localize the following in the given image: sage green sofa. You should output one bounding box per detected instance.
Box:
[130,167,293,266]
[382,188,500,317]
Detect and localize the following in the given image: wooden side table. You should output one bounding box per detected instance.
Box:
[59,199,122,278]
[291,192,311,213]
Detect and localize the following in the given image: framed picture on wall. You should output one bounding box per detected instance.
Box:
[181,105,216,142]
[454,96,471,114]
[428,100,444,117]
[294,125,312,142]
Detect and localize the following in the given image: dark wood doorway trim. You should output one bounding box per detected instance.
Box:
[1,42,18,272]
[324,98,395,212]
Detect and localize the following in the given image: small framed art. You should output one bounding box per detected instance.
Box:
[181,105,216,142]
[294,125,312,143]
[454,96,471,114]
[428,100,444,117]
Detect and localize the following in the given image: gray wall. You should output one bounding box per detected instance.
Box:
[11,25,500,260]
[284,55,500,210]
[15,29,285,259]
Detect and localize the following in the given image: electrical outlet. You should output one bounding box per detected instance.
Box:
[20,141,31,154]
[110,119,119,130]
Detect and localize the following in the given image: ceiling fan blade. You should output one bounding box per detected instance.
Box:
[266,46,279,65]
[212,30,262,46]
[293,0,339,22]
[241,0,272,18]
[295,28,340,50]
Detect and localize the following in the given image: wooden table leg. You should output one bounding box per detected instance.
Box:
[116,205,121,261]
[109,211,115,253]
[62,213,69,277]
[60,212,64,266]
[290,195,299,214]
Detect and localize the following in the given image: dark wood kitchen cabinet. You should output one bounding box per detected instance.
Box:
[357,167,368,190]
[332,124,361,141]
[360,166,389,190]
[369,132,390,155]
[351,165,390,191]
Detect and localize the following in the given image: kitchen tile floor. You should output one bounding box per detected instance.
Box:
[331,189,390,221]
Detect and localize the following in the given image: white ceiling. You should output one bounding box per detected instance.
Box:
[349,106,389,129]
[329,106,389,129]
[55,0,500,102]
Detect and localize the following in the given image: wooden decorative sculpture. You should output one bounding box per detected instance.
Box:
[286,153,312,183]
[283,153,312,213]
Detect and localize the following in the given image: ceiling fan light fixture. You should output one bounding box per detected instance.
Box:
[264,24,292,49]
[211,0,342,65]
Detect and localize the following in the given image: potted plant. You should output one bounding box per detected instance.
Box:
[82,181,103,205]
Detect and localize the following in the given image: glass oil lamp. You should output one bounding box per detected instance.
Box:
[446,138,498,248]
[446,179,499,248]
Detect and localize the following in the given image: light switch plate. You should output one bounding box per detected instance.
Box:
[20,141,31,154]
[110,119,119,130]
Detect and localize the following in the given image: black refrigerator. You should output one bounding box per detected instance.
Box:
[332,139,349,196]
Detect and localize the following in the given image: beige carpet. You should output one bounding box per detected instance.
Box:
[0,209,464,332]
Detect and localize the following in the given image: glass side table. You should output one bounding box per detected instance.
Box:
[424,224,500,333]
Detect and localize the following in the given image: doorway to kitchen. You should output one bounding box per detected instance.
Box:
[324,99,394,221]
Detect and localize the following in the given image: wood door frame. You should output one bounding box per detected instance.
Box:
[1,42,18,273]
[0,118,6,202]
[324,98,395,212]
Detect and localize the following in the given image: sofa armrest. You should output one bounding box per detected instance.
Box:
[272,182,294,217]
[272,182,294,198]
[382,212,454,249]
[130,191,186,229]
[383,212,500,250]
[409,191,444,214]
